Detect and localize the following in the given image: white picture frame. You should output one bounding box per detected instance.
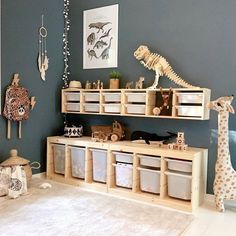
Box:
[83,4,118,69]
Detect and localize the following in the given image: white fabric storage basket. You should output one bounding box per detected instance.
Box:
[113,163,133,188]
[138,167,160,194]
[53,144,65,174]
[90,149,107,183]
[103,93,121,102]
[166,171,192,200]
[70,147,86,179]
[126,93,146,103]
[113,151,133,164]
[84,93,100,102]
[176,106,203,117]
[176,93,203,104]
[66,103,80,112]
[126,104,146,114]
[84,103,100,113]
[65,92,80,101]
[138,155,161,168]
[103,104,121,113]
[166,159,192,173]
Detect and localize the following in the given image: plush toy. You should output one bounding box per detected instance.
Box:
[131,131,177,144]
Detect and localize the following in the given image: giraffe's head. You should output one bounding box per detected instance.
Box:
[207,95,235,114]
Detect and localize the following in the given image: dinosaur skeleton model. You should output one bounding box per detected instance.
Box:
[134,45,199,89]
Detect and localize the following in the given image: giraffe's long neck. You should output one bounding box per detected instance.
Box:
[217,112,230,165]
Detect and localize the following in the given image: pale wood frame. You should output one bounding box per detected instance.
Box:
[61,88,211,120]
[47,136,208,212]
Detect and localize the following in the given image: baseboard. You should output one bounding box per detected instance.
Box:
[33,172,46,178]
[205,193,236,207]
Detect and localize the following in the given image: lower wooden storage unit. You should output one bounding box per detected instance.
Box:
[47,136,208,212]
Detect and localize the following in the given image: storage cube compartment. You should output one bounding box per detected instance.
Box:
[83,103,100,113]
[103,104,121,113]
[113,163,133,188]
[175,105,203,117]
[103,93,121,103]
[165,171,192,200]
[65,92,80,101]
[84,92,100,102]
[70,146,85,179]
[53,144,65,174]
[138,167,160,194]
[66,103,80,112]
[113,151,133,164]
[90,149,107,183]
[126,104,146,114]
[166,159,192,173]
[176,93,203,104]
[126,92,146,103]
[138,155,161,168]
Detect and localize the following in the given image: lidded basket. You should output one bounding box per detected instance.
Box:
[0,149,32,186]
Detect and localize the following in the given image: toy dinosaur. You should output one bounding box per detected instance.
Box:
[131,131,177,144]
[134,45,200,89]
[89,22,111,33]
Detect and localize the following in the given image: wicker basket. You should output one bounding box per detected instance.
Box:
[0,149,40,187]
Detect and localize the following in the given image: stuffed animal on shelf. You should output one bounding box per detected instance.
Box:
[131,131,177,144]
[207,95,236,212]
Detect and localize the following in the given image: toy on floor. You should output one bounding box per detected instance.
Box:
[134,45,200,89]
[131,131,177,144]
[39,183,52,189]
[3,74,36,139]
[207,95,236,212]
[153,87,172,116]
[167,132,188,151]
[91,121,125,142]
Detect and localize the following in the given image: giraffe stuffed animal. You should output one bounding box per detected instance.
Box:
[208,95,236,212]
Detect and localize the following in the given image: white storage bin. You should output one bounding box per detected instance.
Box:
[113,163,133,188]
[70,147,85,179]
[53,144,65,174]
[84,103,100,113]
[176,93,203,104]
[138,155,161,168]
[65,92,80,101]
[166,159,192,173]
[126,104,146,114]
[113,151,133,164]
[66,103,80,112]
[90,149,107,183]
[165,171,192,200]
[84,93,100,102]
[138,167,160,194]
[126,92,146,103]
[176,106,203,117]
[103,93,121,102]
[103,104,121,113]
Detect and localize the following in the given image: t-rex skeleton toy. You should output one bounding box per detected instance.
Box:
[134,45,200,89]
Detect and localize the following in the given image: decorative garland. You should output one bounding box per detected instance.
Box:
[62,0,70,88]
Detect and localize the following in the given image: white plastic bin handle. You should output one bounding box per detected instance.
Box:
[137,167,160,173]
[164,171,192,179]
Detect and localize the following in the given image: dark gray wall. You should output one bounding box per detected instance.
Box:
[69,0,236,193]
[0,0,64,172]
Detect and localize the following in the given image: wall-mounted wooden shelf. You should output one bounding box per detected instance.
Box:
[47,136,208,212]
[61,88,211,120]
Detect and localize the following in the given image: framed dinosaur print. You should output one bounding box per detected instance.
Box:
[83,4,119,69]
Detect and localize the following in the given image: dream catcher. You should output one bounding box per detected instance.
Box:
[38,15,49,81]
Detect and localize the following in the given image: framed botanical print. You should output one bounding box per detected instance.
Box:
[83,4,119,69]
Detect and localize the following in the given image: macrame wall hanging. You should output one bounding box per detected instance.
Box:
[38,15,49,81]
[62,0,70,88]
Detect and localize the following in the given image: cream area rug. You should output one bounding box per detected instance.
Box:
[0,177,193,236]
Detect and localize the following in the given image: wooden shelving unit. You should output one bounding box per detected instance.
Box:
[61,88,211,120]
[47,136,208,212]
